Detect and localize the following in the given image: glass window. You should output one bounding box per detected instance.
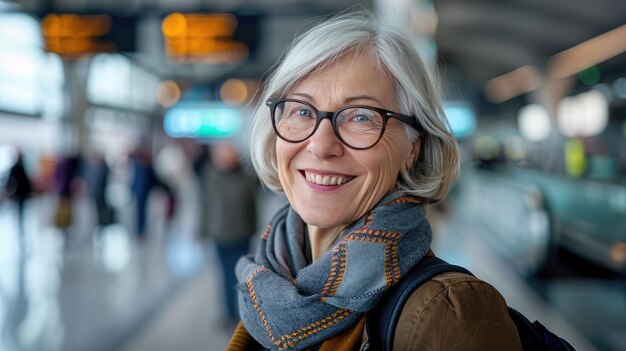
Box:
[87,53,159,112]
[0,13,64,117]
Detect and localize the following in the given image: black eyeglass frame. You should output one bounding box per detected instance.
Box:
[266,98,421,150]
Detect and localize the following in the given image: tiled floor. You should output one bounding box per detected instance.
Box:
[0,193,190,351]
[121,245,233,351]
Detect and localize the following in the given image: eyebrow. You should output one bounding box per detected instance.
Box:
[288,92,383,105]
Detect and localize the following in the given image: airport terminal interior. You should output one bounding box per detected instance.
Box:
[0,0,625,350]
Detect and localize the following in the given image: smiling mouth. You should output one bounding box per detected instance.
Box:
[302,171,355,186]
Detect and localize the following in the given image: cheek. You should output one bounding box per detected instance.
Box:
[357,150,401,204]
[276,139,294,165]
[381,151,403,187]
[372,139,411,186]
[276,140,298,190]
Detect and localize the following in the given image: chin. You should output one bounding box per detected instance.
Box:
[289,191,354,228]
[298,210,344,229]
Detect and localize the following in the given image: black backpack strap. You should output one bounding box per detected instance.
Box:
[508,307,577,351]
[367,255,474,351]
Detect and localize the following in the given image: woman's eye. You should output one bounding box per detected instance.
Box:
[285,106,314,119]
[298,109,313,117]
[354,114,371,123]
[349,111,375,123]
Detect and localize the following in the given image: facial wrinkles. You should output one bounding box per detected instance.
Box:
[276,139,303,214]
[307,139,406,226]
[296,59,380,109]
[276,144,293,200]
[306,79,345,108]
[352,125,412,222]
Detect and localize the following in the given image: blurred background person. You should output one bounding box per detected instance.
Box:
[3,150,33,234]
[203,142,257,327]
[154,139,203,240]
[52,153,82,237]
[83,150,113,233]
[130,142,175,240]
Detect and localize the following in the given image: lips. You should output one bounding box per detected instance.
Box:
[302,170,355,186]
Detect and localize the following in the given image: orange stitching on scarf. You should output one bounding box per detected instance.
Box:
[325,245,347,296]
[383,241,401,287]
[321,229,402,297]
[261,224,271,240]
[277,309,352,346]
[353,228,401,240]
[285,309,352,346]
[391,241,401,283]
[245,267,282,347]
[321,243,347,296]
[384,195,422,206]
[247,267,352,350]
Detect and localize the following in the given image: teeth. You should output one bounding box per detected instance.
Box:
[304,171,352,186]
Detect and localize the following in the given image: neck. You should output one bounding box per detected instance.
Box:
[307,224,346,261]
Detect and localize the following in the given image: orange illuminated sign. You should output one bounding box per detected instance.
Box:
[42,14,116,57]
[161,13,248,63]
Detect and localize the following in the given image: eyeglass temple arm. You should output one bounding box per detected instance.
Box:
[391,112,421,132]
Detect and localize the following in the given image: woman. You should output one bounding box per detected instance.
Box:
[228,11,522,351]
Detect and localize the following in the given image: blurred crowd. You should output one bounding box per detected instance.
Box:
[0,138,260,327]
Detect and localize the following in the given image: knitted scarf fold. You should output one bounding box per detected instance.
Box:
[235,192,432,350]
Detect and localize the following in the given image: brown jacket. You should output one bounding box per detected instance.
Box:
[362,271,523,350]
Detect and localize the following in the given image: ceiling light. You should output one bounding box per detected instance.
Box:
[557,90,608,137]
[484,65,541,103]
[550,24,626,79]
[484,24,626,103]
[518,104,551,142]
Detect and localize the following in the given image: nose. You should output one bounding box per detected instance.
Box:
[305,119,344,158]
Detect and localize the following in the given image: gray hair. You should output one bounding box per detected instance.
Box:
[249,11,460,203]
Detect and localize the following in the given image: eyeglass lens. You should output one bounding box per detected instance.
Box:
[273,100,384,149]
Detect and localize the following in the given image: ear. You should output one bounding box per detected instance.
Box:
[404,138,421,171]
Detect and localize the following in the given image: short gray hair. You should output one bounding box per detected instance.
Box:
[250,11,459,203]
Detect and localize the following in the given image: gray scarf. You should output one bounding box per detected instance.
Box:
[236,192,432,350]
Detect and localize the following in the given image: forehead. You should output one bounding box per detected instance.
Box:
[290,52,396,106]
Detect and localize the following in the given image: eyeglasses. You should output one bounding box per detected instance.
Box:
[267,98,420,150]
